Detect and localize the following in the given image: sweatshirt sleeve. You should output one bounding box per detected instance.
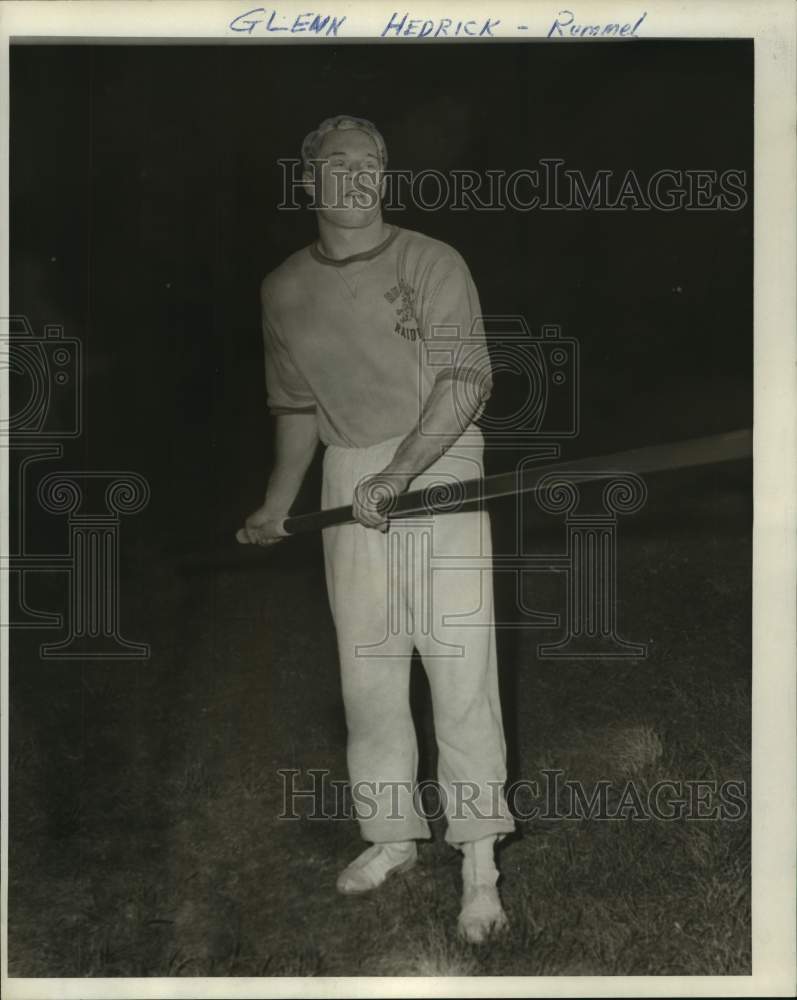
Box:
[418,252,493,407]
[261,288,317,416]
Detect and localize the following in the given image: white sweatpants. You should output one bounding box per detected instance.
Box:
[321,428,515,846]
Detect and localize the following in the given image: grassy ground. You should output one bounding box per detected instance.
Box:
[8,459,751,977]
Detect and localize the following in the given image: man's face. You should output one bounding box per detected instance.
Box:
[306,128,383,227]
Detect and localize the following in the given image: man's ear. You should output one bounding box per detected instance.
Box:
[302,169,315,198]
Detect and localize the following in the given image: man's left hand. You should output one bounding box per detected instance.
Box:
[352,469,412,531]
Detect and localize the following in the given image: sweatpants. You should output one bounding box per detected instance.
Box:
[321,427,516,846]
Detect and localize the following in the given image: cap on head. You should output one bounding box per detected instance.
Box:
[301,115,388,173]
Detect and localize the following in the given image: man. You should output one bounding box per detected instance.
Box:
[240,114,515,943]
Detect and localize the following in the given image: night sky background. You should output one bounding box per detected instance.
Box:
[10,40,752,552]
[8,41,754,976]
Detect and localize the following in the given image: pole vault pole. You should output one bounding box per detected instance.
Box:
[179,427,752,574]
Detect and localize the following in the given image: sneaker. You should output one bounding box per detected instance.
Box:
[457,881,509,943]
[457,836,509,943]
[336,841,417,895]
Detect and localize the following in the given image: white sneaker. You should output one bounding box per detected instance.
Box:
[336,841,417,895]
[457,836,509,943]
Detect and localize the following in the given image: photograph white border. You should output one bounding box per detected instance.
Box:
[1,1,794,997]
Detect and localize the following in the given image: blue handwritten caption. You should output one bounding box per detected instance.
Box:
[229,8,346,35]
[381,13,501,36]
[227,7,646,38]
[547,10,647,37]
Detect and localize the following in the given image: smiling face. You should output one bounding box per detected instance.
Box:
[305,127,384,228]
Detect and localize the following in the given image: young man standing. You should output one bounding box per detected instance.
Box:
[240,115,515,943]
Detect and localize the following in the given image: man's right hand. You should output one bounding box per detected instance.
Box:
[237,506,289,547]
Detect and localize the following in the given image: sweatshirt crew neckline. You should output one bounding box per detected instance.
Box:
[310,224,400,267]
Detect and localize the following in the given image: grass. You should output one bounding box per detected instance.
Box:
[7,461,751,977]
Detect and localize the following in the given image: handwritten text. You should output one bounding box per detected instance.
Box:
[381,12,501,37]
[547,9,647,37]
[229,8,346,35]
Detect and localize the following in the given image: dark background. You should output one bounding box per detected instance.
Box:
[10,40,752,547]
[7,40,753,978]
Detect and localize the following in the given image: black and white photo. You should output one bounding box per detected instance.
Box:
[1,2,794,997]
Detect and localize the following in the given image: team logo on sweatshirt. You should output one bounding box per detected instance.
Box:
[384,280,420,341]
